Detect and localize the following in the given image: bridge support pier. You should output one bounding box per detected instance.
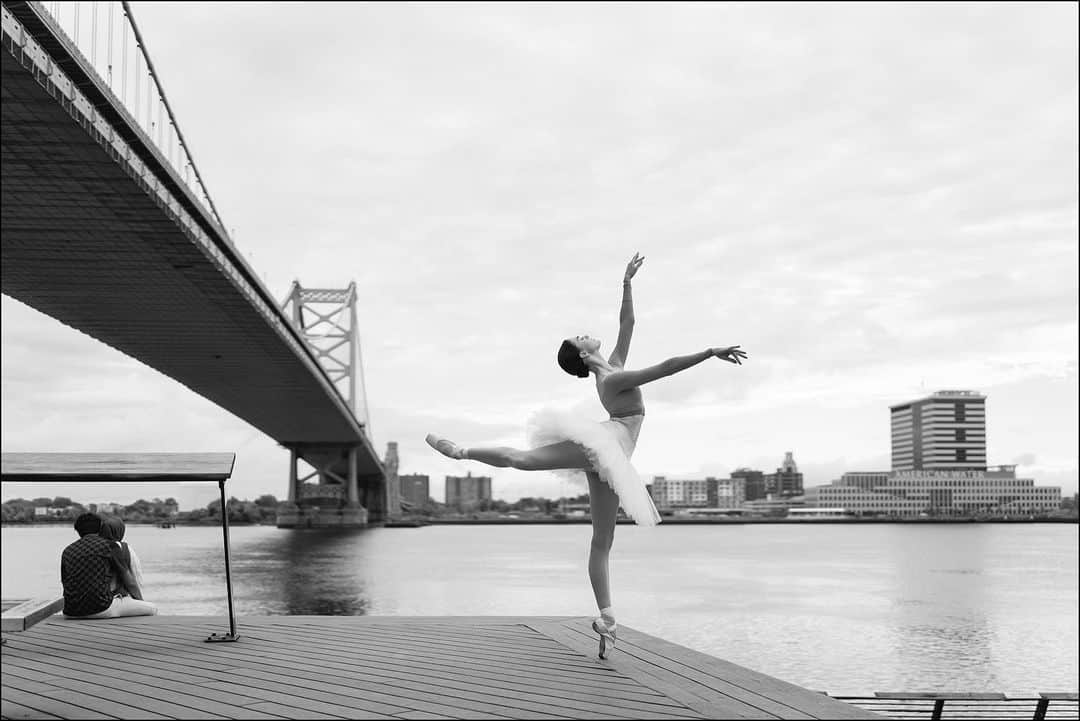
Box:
[287,449,298,504]
[273,282,387,528]
[276,444,383,529]
[348,447,359,506]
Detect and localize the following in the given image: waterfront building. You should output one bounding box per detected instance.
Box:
[742,496,805,516]
[891,390,987,471]
[33,506,74,517]
[562,501,590,517]
[805,465,1061,516]
[787,507,848,518]
[649,476,745,510]
[731,468,767,501]
[445,471,492,510]
[766,451,804,498]
[835,472,891,490]
[399,473,430,508]
[715,477,746,509]
[679,507,747,517]
[804,389,1063,515]
[650,476,711,509]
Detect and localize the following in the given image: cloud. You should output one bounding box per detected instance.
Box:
[3,3,1077,508]
[1012,453,1038,466]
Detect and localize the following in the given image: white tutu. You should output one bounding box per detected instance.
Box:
[525,407,661,526]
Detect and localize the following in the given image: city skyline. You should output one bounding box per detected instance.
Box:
[1,3,1076,511]
[0,383,1074,511]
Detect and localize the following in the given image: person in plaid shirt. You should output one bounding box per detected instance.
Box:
[61,513,157,618]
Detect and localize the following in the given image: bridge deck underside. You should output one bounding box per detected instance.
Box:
[0,36,378,474]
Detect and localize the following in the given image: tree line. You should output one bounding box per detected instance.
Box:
[2,491,603,525]
[1,495,282,525]
[412,494,592,517]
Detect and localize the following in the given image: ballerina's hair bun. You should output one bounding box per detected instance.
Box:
[557,339,590,378]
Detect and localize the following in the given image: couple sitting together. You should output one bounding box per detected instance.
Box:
[61,513,158,619]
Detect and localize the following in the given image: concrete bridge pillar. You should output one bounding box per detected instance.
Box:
[277,443,386,528]
[347,447,359,506]
[287,449,298,504]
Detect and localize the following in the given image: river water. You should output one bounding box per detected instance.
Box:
[2,522,1076,693]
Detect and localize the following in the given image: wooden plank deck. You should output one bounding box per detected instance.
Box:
[0,616,882,720]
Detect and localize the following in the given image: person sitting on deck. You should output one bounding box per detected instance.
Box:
[60,513,157,619]
[98,516,146,600]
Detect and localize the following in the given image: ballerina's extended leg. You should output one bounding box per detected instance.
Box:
[425,432,619,654]
[425,435,590,471]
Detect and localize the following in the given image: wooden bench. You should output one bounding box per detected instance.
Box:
[1,597,65,635]
[1,452,240,642]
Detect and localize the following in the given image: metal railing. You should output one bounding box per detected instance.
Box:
[35,0,227,231]
[826,692,1079,720]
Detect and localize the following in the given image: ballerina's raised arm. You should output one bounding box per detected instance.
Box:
[607,252,643,369]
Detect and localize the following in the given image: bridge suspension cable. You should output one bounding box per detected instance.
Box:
[35,1,229,235]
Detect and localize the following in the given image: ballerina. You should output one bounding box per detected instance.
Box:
[426,252,747,658]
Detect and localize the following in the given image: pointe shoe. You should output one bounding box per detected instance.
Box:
[591,617,617,659]
[426,434,465,460]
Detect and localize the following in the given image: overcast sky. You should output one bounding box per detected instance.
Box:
[2,2,1077,510]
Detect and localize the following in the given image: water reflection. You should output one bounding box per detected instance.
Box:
[888,526,998,689]
[235,529,372,615]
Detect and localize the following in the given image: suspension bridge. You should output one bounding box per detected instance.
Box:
[0,0,395,526]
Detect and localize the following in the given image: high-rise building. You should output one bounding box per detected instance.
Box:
[399,473,430,508]
[731,468,767,501]
[891,390,986,471]
[445,471,492,510]
[766,451,803,498]
[383,442,401,519]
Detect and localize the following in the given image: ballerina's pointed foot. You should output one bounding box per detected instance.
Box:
[592,617,617,659]
[425,434,466,460]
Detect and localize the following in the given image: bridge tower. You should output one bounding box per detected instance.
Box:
[276,281,387,527]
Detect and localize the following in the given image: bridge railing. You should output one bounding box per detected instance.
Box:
[33,0,227,232]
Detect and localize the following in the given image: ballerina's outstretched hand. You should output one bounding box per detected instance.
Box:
[709,346,748,365]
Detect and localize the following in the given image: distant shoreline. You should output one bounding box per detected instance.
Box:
[3,516,1075,528]
[419,516,1079,526]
